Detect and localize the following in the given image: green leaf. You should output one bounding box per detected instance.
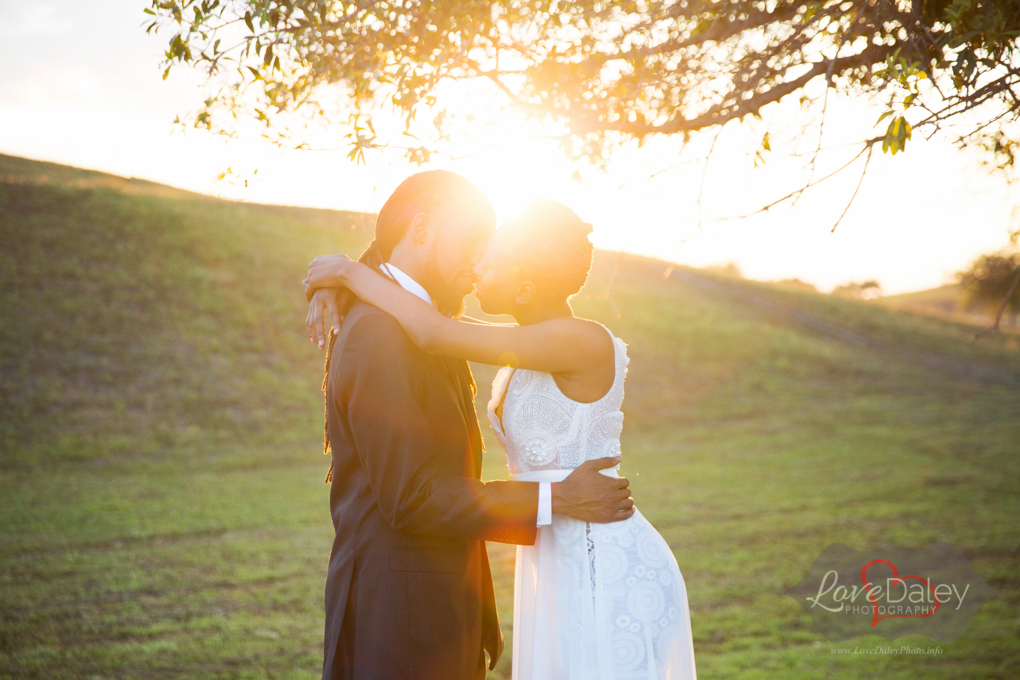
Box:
[163,65,171,80]
[244,11,254,33]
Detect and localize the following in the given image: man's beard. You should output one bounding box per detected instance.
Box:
[421,244,468,318]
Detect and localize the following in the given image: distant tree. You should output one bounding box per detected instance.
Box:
[148,0,1020,176]
[957,252,1020,336]
[832,279,882,300]
[774,278,818,293]
[706,262,743,279]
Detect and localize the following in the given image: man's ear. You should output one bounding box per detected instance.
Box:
[515,281,537,305]
[408,212,430,243]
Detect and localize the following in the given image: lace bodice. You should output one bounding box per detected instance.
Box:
[487,323,629,475]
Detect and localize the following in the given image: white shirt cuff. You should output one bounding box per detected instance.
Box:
[536,482,552,527]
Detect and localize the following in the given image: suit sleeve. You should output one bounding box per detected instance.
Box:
[336,311,539,545]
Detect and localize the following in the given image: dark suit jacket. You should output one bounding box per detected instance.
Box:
[322,300,539,680]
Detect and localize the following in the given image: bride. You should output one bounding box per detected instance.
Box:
[305,200,696,680]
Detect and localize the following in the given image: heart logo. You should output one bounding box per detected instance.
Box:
[861,559,940,628]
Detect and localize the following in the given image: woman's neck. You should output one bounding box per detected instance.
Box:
[513,300,574,326]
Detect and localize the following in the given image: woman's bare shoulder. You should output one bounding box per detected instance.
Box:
[548,317,615,356]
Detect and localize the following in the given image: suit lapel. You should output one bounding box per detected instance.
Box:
[439,356,485,476]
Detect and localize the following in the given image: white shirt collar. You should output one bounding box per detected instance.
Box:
[379,262,435,308]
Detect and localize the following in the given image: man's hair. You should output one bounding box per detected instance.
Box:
[335,170,494,317]
[320,170,494,482]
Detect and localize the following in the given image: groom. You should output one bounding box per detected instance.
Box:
[310,171,633,680]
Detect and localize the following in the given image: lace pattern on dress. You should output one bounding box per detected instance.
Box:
[487,322,629,476]
[586,522,596,603]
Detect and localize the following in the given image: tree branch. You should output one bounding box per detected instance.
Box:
[831,144,873,233]
[718,138,880,221]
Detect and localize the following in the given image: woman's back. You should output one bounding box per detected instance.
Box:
[488,322,627,474]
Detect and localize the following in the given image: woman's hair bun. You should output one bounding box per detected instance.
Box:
[519,199,593,238]
[500,199,595,299]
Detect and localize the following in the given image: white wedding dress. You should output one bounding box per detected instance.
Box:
[488,323,697,680]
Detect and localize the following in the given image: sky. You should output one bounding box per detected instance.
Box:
[1,0,1017,294]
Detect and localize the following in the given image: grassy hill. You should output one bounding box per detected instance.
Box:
[1,154,1018,679]
[883,284,963,311]
[881,283,1020,332]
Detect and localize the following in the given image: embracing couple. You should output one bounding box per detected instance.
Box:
[303,171,696,680]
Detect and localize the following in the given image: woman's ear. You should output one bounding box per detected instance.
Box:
[515,280,537,305]
[408,212,430,243]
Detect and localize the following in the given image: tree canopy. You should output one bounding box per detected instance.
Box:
[958,251,1020,321]
[149,0,1020,166]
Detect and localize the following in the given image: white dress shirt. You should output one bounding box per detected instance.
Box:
[379,261,552,527]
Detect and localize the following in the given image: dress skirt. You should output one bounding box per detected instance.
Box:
[510,470,697,680]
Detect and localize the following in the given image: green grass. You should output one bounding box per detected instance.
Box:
[1,154,1019,679]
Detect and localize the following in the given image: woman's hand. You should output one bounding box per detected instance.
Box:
[304,253,354,302]
[306,288,343,350]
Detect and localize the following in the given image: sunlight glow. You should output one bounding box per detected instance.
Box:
[1,1,1017,296]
